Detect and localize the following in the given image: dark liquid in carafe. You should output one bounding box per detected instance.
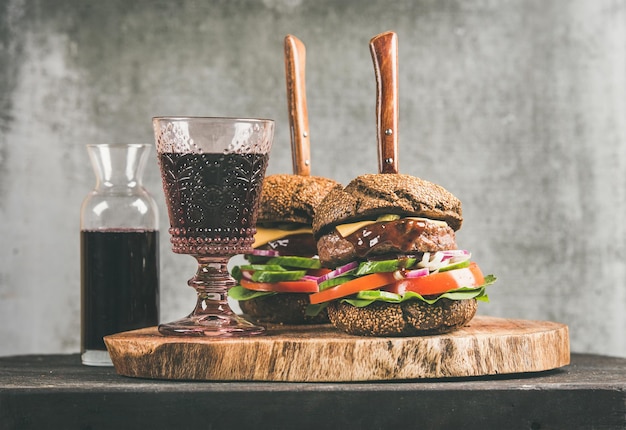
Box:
[80,230,159,351]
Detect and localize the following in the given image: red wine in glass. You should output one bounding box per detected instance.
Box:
[153,117,274,337]
[159,152,268,255]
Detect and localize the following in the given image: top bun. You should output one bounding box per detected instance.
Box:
[312,173,463,235]
[257,174,340,225]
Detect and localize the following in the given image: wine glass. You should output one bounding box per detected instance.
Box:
[153,117,274,336]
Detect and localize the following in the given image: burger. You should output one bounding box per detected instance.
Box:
[307,173,495,336]
[229,174,340,324]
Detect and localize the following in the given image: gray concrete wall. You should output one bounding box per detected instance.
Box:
[1,0,625,357]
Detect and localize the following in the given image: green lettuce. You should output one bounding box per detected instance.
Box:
[305,274,497,316]
[228,285,276,301]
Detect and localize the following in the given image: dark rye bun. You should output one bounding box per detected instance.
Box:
[239,293,329,325]
[239,174,338,325]
[257,174,340,225]
[327,298,478,336]
[312,173,463,236]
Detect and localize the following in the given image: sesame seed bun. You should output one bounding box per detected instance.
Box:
[327,298,478,336]
[257,174,340,225]
[312,173,463,236]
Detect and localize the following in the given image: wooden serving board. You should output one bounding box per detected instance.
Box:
[104,316,570,382]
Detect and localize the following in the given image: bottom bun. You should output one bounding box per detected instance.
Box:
[239,294,330,325]
[327,298,477,336]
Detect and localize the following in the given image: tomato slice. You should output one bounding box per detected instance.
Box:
[385,262,485,296]
[309,272,398,304]
[306,268,332,277]
[239,278,319,293]
[309,263,486,304]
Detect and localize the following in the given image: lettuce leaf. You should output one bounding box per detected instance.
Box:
[343,285,489,307]
[305,302,329,317]
[341,274,496,307]
[228,285,276,301]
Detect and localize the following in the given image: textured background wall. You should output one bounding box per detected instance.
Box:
[1,0,625,357]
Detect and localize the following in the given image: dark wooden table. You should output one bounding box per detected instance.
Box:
[1,353,625,429]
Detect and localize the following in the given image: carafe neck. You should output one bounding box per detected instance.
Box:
[87,144,151,191]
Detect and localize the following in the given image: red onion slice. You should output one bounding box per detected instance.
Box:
[402,268,430,279]
[316,261,359,284]
[418,250,471,272]
[441,250,470,260]
[250,249,280,257]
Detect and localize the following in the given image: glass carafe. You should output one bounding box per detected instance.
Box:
[80,143,160,366]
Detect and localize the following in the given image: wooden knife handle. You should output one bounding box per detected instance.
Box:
[370,31,399,174]
[284,34,311,176]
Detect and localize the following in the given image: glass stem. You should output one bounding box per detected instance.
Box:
[188,256,236,318]
[158,254,265,336]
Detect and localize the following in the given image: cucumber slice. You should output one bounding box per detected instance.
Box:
[319,275,354,291]
[231,266,243,281]
[376,214,401,222]
[251,270,307,283]
[439,259,471,272]
[356,258,417,276]
[266,256,322,269]
[239,264,286,272]
[245,255,272,264]
[355,290,402,302]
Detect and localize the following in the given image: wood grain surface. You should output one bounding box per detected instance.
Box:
[284,34,311,176]
[104,316,570,382]
[370,31,399,174]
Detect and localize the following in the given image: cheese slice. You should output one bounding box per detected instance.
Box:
[335,220,379,238]
[253,226,313,248]
[335,217,448,238]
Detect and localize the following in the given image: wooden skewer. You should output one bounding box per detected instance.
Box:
[370,31,399,174]
[284,34,311,176]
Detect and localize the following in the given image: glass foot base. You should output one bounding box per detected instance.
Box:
[158,314,266,337]
[81,349,113,366]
